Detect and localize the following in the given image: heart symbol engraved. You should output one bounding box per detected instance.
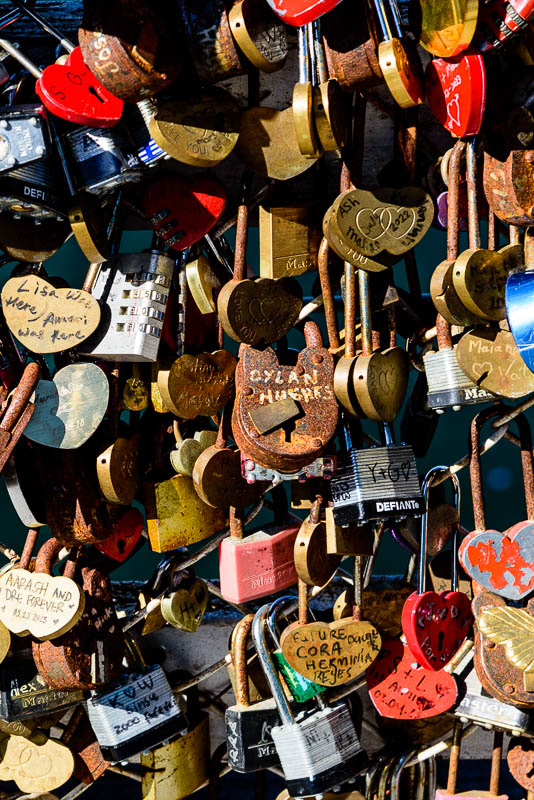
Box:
[333,187,433,259]
[0,734,74,792]
[280,618,382,687]
[459,521,534,601]
[144,174,227,251]
[0,568,85,640]
[36,46,123,127]
[218,277,302,345]
[446,94,461,129]
[161,579,209,632]
[425,50,486,137]
[402,590,472,671]
[354,347,409,422]
[23,363,109,450]
[366,638,458,719]
[157,350,236,419]
[1,275,101,355]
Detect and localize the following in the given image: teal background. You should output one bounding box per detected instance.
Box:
[0,222,529,583]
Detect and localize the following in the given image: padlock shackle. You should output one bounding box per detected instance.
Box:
[34,536,79,579]
[317,237,341,351]
[465,137,481,251]
[252,605,293,725]
[233,173,252,282]
[418,466,460,595]
[470,406,534,530]
[345,261,357,358]
[19,527,38,571]
[436,313,453,351]
[447,140,467,262]
[229,506,244,540]
[359,269,372,357]
[266,596,295,649]
[230,613,254,707]
[0,38,41,78]
[8,0,75,52]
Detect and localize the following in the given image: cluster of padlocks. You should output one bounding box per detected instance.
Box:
[1,0,534,797]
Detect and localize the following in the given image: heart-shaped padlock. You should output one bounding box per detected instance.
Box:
[425,49,486,138]
[36,46,124,127]
[402,467,472,671]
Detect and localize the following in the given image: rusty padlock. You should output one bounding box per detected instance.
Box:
[33,539,124,691]
[0,361,40,477]
[78,0,183,101]
[232,321,338,473]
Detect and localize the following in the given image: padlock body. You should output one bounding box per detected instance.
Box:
[62,124,143,194]
[141,714,210,800]
[86,665,188,761]
[271,701,368,797]
[424,349,492,412]
[0,655,82,720]
[435,793,508,798]
[82,252,173,362]
[330,445,424,525]
[225,698,281,772]
[219,523,299,603]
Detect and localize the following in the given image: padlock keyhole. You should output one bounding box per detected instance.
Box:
[88,85,105,104]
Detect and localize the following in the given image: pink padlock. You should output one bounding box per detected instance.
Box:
[219,507,299,604]
[435,723,508,799]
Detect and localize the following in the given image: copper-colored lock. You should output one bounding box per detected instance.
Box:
[78,0,183,101]
[33,539,124,691]
[484,148,534,227]
[232,320,338,473]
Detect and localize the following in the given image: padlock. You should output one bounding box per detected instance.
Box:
[252,604,368,797]
[459,407,534,602]
[322,2,383,93]
[0,641,83,722]
[81,249,174,362]
[435,721,508,798]
[450,644,534,735]
[217,174,303,344]
[219,497,299,604]
[281,563,381,687]
[268,597,327,703]
[0,104,51,174]
[32,539,124,690]
[78,0,182,102]
[86,634,188,762]
[402,467,472,671]
[292,26,322,159]
[225,613,281,773]
[330,416,424,527]
[474,0,534,52]
[506,227,534,375]
[144,471,227,553]
[232,320,338,473]
[59,706,109,785]
[228,0,288,73]
[259,204,322,279]
[0,38,123,128]
[140,707,210,800]
[294,494,342,587]
[57,121,144,196]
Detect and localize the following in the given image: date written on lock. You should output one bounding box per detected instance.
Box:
[331,445,424,526]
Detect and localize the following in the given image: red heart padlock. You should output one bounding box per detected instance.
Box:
[36,46,123,127]
[93,507,144,562]
[425,50,486,137]
[366,638,458,719]
[402,467,472,670]
[402,467,473,670]
[144,175,227,251]
[265,0,343,26]
[402,590,472,671]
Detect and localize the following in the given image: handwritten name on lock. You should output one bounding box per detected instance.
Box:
[282,619,381,686]
[98,670,180,733]
[0,569,85,639]
[1,275,101,354]
[247,366,335,405]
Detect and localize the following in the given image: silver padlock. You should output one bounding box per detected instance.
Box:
[331,421,424,526]
[252,604,368,798]
[81,249,174,362]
